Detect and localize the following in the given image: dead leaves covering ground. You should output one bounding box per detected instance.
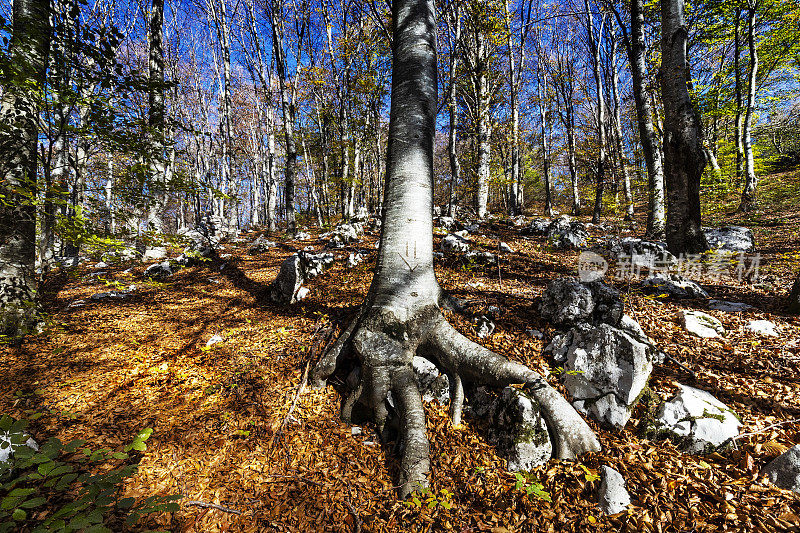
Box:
[2,210,800,532]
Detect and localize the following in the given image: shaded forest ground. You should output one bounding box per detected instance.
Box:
[2,170,800,532]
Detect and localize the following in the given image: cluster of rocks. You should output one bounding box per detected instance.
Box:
[440,231,470,253]
[642,273,708,299]
[703,226,755,253]
[608,237,676,269]
[321,223,364,249]
[248,234,277,254]
[267,251,335,304]
[541,278,660,429]
[522,215,587,250]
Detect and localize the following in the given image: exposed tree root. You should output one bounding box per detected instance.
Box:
[310,303,600,498]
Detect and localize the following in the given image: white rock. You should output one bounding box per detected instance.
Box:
[347,253,365,268]
[296,286,310,301]
[206,334,224,347]
[94,261,109,269]
[746,319,778,337]
[642,274,708,299]
[411,356,450,404]
[761,444,800,493]
[655,384,740,454]
[293,231,311,240]
[498,242,514,253]
[441,233,470,253]
[703,226,755,253]
[351,426,362,436]
[681,310,725,338]
[0,428,38,465]
[709,300,753,312]
[142,247,167,261]
[562,324,655,429]
[475,316,495,338]
[598,466,631,514]
[526,329,544,340]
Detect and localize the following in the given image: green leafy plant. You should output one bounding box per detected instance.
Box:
[0,415,180,532]
[513,472,551,502]
[403,487,454,510]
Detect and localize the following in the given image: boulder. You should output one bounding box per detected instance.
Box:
[464,251,496,265]
[411,356,450,404]
[353,206,370,222]
[708,300,752,312]
[560,323,655,429]
[681,310,725,338]
[598,466,631,515]
[301,252,334,278]
[90,285,136,301]
[746,319,778,337]
[522,218,551,236]
[434,216,456,230]
[94,261,109,270]
[654,384,740,454]
[323,223,363,248]
[469,387,552,471]
[539,278,623,327]
[248,234,277,254]
[293,231,311,240]
[475,316,495,338]
[142,247,167,261]
[549,222,588,250]
[703,226,755,253]
[498,242,514,253]
[144,260,173,281]
[347,253,365,268]
[761,444,800,493]
[206,334,224,347]
[268,254,305,304]
[610,237,676,268]
[642,274,708,299]
[441,233,470,253]
[101,247,140,264]
[509,215,528,227]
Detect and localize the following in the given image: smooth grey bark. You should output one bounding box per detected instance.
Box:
[146,0,166,233]
[445,2,461,217]
[734,10,745,185]
[310,0,599,499]
[504,0,531,216]
[609,33,634,220]
[536,60,552,217]
[661,0,708,255]
[612,0,665,236]
[474,30,491,219]
[739,4,759,211]
[0,0,50,338]
[553,40,581,215]
[586,0,607,223]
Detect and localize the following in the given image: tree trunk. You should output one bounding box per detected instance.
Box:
[446,4,461,218]
[311,0,599,499]
[661,0,708,255]
[610,34,634,221]
[0,0,49,338]
[537,65,552,217]
[739,5,759,211]
[269,0,297,232]
[734,11,745,186]
[586,0,607,223]
[147,0,166,233]
[475,31,490,219]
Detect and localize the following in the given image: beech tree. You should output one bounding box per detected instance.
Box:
[0,0,50,338]
[661,0,708,254]
[310,0,599,498]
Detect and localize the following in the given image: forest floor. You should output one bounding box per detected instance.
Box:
[3,170,800,532]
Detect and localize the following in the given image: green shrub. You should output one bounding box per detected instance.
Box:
[0,415,180,532]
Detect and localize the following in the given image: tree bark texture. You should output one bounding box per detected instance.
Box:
[310,0,599,499]
[0,0,50,338]
[661,0,708,255]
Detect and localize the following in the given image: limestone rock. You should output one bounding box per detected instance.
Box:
[654,384,740,454]
[475,316,495,338]
[0,424,38,465]
[248,234,277,254]
[610,237,676,268]
[470,387,552,471]
[598,466,631,514]
[681,310,725,338]
[522,218,551,236]
[708,300,752,312]
[761,444,800,493]
[441,233,470,253]
[498,242,514,253]
[144,260,173,281]
[347,253,365,268]
[411,356,450,404]
[642,274,708,299]
[142,247,167,261]
[703,226,755,253]
[539,278,622,327]
[746,319,778,337]
[561,324,655,429]
[302,252,334,278]
[268,255,305,304]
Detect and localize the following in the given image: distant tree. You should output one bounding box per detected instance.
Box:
[661,0,708,254]
[0,0,50,339]
[311,0,599,498]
